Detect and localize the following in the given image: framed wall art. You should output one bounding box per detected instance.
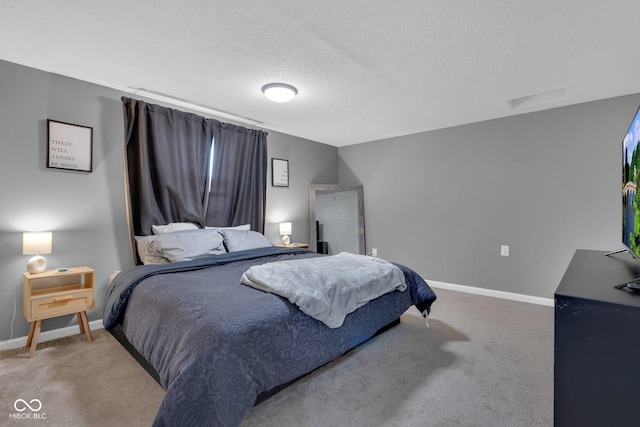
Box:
[271,158,289,187]
[47,119,93,172]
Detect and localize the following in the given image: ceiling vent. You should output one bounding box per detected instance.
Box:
[508,88,568,109]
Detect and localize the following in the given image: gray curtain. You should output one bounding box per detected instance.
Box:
[205,122,267,231]
[122,97,267,236]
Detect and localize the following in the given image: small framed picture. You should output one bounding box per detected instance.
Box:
[47,119,93,172]
[272,158,289,187]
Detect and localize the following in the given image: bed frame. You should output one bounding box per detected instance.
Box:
[109,318,401,405]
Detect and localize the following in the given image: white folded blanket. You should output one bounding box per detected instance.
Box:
[240,252,407,328]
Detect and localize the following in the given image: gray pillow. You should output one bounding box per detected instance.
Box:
[204,224,250,231]
[218,229,273,252]
[151,222,199,234]
[150,229,226,262]
[135,235,169,265]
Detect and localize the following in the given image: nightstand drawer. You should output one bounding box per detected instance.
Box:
[31,289,93,319]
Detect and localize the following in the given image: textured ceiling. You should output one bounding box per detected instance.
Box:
[2,1,640,147]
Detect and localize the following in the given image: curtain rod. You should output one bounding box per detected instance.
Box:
[28,66,264,128]
[127,88,263,127]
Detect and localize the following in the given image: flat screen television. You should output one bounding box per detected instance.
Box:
[609,105,640,289]
[621,106,640,258]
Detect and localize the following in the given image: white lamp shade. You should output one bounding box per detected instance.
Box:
[279,222,292,236]
[23,232,52,274]
[23,232,52,255]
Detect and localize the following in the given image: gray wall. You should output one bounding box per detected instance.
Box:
[0,59,337,341]
[265,131,338,245]
[2,55,637,341]
[338,94,640,299]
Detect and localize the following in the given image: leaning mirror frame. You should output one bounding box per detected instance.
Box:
[309,184,366,255]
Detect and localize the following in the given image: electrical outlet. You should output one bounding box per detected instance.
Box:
[371,248,377,257]
[501,245,509,256]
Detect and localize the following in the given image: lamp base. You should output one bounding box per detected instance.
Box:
[281,235,291,245]
[27,255,47,274]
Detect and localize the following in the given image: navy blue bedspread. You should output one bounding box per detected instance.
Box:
[103,247,436,426]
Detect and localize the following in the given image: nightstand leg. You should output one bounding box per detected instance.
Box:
[26,321,36,348]
[28,320,42,358]
[79,311,92,343]
[77,312,85,334]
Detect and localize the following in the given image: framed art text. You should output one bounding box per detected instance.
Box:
[47,119,93,172]
[271,158,289,187]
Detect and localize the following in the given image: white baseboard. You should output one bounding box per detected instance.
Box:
[0,319,105,351]
[427,280,555,307]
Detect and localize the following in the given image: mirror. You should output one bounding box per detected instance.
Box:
[309,184,365,255]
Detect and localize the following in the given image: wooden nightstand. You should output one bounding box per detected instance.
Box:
[277,243,310,249]
[22,266,95,357]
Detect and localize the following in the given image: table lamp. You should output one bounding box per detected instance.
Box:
[279,222,292,245]
[23,232,52,273]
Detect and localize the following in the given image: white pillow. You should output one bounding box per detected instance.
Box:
[150,229,226,262]
[218,229,273,252]
[152,222,200,235]
[204,224,251,231]
[135,235,170,265]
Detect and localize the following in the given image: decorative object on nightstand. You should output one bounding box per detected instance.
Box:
[22,232,52,274]
[22,266,95,358]
[279,222,292,245]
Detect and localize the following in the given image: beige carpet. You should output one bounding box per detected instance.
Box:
[0,328,164,426]
[0,288,553,426]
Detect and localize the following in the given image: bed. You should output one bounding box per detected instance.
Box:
[103,230,436,426]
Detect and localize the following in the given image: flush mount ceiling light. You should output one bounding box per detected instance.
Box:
[261,83,298,103]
